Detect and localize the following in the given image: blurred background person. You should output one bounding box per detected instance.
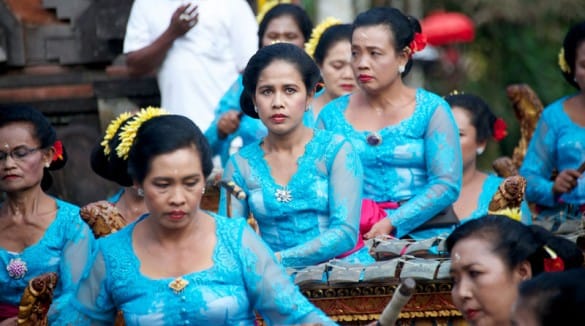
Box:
[512,267,585,326]
[447,215,584,326]
[123,0,258,132]
[519,21,585,224]
[304,19,357,125]
[445,92,532,224]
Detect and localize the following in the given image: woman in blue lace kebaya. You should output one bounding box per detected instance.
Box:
[66,114,334,325]
[204,4,313,167]
[219,42,372,268]
[316,7,462,240]
[0,105,94,324]
[519,21,585,222]
[445,92,532,224]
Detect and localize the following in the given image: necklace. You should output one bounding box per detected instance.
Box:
[168,277,189,294]
[275,187,292,203]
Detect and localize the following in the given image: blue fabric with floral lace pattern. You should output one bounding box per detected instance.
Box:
[62,213,335,325]
[0,198,94,323]
[219,129,373,268]
[316,89,462,240]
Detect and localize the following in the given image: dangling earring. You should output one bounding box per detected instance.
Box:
[254,106,258,113]
[202,187,206,195]
[137,188,144,197]
[476,147,485,155]
[398,65,405,74]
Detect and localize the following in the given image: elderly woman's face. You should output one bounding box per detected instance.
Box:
[0,122,51,193]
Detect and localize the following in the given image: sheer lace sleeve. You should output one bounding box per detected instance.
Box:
[279,140,362,267]
[58,248,116,325]
[48,205,96,323]
[519,116,557,207]
[219,155,250,219]
[390,103,462,238]
[237,223,336,325]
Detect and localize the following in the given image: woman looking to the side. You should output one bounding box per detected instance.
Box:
[316,7,462,240]
[447,215,583,326]
[0,105,93,325]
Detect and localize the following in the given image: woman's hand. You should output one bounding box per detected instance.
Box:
[218,111,242,139]
[0,317,17,326]
[553,169,581,195]
[364,218,393,240]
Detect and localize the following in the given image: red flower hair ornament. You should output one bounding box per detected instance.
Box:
[493,118,508,142]
[543,245,565,272]
[52,140,64,162]
[408,33,427,57]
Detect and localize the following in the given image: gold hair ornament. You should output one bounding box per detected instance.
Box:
[116,107,168,159]
[558,48,571,74]
[101,112,133,156]
[487,207,521,222]
[256,0,291,24]
[304,17,342,59]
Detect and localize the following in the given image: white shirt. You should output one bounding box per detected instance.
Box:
[123,0,258,131]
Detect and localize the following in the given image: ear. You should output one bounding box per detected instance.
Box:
[515,260,533,281]
[477,139,488,150]
[43,147,54,166]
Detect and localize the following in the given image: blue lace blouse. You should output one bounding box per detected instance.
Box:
[219,129,371,268]
[519,95,585,211]
[65,213,335,325]
[316,89,462,240]
[0,198,94,323]
[459,174,532,225]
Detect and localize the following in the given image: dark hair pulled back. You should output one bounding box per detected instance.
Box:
[352,7,421,77]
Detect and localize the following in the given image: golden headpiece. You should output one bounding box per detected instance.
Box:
[558,48,571,74]
[256,0,292,24]
[116,107,168,159]
[304,17,343,59]
[101,112,133,156]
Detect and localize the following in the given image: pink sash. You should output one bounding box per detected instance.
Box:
[337,199,400,258]
[0,302,18,320]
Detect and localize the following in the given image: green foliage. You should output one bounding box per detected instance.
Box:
[421,1,583,169]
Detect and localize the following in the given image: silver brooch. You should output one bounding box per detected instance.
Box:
[275,188,292,203]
